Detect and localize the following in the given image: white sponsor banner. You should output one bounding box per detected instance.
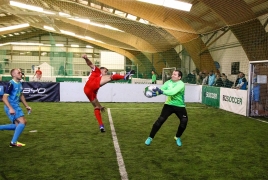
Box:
[60,83,201,102]
[220,88,248,116]
[185,84,202,103]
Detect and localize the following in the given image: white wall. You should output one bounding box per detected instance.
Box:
[208,31,249,81]
[100,51,125,70]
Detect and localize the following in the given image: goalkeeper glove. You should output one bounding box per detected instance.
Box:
[152,87,163,95]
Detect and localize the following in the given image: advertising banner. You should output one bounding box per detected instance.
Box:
[0,82,60,102]
[22,82,60,102]
[0,82,8,100]
[56,77,82,82]
[220,88,247,116]
[2,76,29,82]
[202,86,220,108]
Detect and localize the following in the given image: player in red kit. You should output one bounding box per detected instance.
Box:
[82,54,135,132]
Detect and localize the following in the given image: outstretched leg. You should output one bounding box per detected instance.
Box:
[100,70,135,86]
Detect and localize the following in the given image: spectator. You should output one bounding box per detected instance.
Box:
[202,73,208,85]
[213,74,223,87]
[208,71,215,86]
[236,72,247,90]
[151,70,157,84]
[222,75,233,88]
[33,67,42,81]
[186,70,196,84]
[196,74,203,85]
[232,73,240,88]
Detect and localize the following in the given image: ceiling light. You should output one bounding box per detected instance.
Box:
[56,44,64,47]
[59,12,71,17]
[43,10,56,15]
[86,45,93,48]
[71,44,79,47]
[10,42,44,46]
[69,18,123,32]
[10,1,43,12]
[85,36,95,41]
[104,25,123,32]
[60,30,75,36]
[137,0,192,12]
[44,26,56,31]
[0,23,29,32]
[69,18,90,24]
[75,35,84,39]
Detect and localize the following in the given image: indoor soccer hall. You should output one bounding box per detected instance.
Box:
[0,1,268,180]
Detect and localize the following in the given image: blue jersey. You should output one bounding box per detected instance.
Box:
[238,77,247,90]
[4,79,23,107]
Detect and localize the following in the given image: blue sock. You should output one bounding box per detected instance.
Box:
[0,124,16,130]
[11,124,25,143]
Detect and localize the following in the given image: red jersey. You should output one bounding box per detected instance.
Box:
[84,66,102,101]
[35,70,42,76]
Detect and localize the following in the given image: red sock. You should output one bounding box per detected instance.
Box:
[111,74,124,80]
[94,109,103,126]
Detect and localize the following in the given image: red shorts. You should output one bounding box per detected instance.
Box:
[84,76,101,101]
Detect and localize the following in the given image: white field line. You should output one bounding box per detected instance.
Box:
[109,107,268,124]
[248,117,268,124]
[107,108,128,180]
[110,107,204,109]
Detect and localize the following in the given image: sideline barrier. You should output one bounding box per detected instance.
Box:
[202,86,220,108]
[0,80,248,116]
[60,83,202,103]
[220,88,247,116]
[201,86,248,116]
[0,82,60,102]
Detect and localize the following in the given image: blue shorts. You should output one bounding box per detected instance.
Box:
[4,105,24,123]
[253,86,260,102]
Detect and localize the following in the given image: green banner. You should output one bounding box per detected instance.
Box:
[56,77,82,82]
[2,76,29,82]
[109,79,131,84]
[202,86,220,108]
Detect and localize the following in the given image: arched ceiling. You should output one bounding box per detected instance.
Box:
[0,0,268,72]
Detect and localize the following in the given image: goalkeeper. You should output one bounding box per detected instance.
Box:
[145,70,188,147]
[82,54,134,132]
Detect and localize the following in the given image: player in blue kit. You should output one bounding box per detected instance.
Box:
[0,68,31,147]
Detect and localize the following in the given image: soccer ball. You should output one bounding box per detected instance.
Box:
[144,86,156,98]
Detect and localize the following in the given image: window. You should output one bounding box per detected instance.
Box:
[231,62,240,75]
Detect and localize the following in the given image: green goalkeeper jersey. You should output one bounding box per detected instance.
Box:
[160,79,185,107]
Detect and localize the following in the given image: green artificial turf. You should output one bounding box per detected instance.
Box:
[0,102,267,180]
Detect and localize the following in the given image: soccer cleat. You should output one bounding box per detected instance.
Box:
[145,137,153,146]
[100,125,105,133]
[9,142,23,147]
[17,141,26,146]
[174,136,182,147]
[124,70,135,80]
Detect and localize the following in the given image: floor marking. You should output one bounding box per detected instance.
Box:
[248,117,268,124]
[110,107,204,109]
[107,108,128,180]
